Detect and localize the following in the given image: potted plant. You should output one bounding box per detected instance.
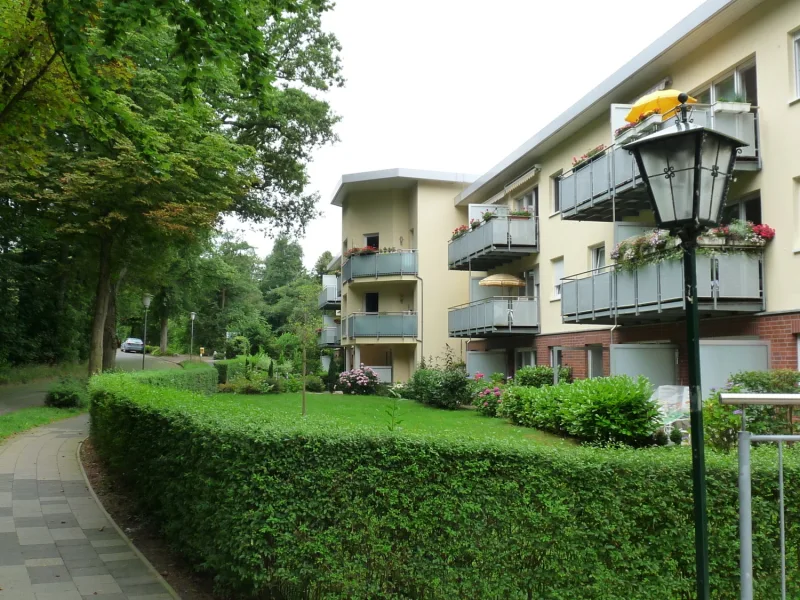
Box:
[481,210,497,222]
[712,94,751,114]
[469,218,480,230]
[509,210,532,220]
[635,109,663,136]
[614,121,638,144]
[571,144,606,170]
[451,224,469,240]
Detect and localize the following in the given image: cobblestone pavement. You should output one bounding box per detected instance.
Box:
[0,414,176,599]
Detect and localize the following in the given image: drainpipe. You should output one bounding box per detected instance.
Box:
[415,274,423,362]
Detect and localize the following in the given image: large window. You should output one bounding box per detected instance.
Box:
[694,61,757,105]
[590,245,606,270]
[515,188,538,215]
[515,348,537,371]
[552,258,564,300]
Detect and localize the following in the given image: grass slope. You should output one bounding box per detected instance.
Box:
[0,362,86,386]
[0,407,84,443]
[221,392,569,446]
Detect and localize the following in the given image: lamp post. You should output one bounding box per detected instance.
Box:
[190,312,196,362]
[142,293,153,371]
[624,93,746,600]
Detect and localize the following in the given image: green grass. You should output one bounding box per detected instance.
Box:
[0,362,87,386]
[218,393,570,446]
[0,407,85,443]
[179,359,214,370]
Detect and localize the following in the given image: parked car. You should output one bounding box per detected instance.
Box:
[121,338,145,353]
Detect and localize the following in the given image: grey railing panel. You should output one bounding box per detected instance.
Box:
[591,153,611,200]
[448,217,538,266]
[561,280,577,317]
[696,255,714,297]
[344,252,418,280]
[318,285,339,307]
[637,265,659,306]
[575,164,593,207]
[348,313,417,337]
[659,260,683,302]
[342,260,351,282]
[449,297,538,333]
[616,270,636,309]
[510,298,538,326]
[577,278,594,314]
[318,326,341,346]
[559,173,576,212]
[594,272,613,312]
[507,217,537,245]
[717,254,761,298]
[714,111,757,159]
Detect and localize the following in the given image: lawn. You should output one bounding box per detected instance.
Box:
[216,392,569,446]
[0,407,85,443]
[0,362,87,386]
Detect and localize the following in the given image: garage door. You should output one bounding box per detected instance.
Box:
[611,344,678,388]
[699,340,769,400]
[467,350,507,378]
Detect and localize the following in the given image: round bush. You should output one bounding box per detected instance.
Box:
[45,378,88,408]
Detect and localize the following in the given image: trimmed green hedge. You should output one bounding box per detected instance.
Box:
[130,366,217,395]
[212,358,247,384]
[89,374,800,599]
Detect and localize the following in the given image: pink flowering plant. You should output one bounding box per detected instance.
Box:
[337,364,380,395]
[475,385,504,417]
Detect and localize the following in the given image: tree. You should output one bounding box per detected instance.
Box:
[262,236,306,292]
[313,251,334,281]
[288,282,321,416]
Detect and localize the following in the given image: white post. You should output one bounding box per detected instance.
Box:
[354,345,361,369]
[738,430,753,600]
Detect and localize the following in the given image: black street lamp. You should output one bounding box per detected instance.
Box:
[190,312,196,362]
[624,93,746,600]
[142,293,153,371]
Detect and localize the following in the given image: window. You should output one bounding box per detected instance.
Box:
[587,346,604,379]
[364,233,379,249]
[524,270,537,298]
[552,258,564,299]
[365,293,379,313]
[515,348,536,371]
[722,195,762,225]
[550,172,562,213]
[795,31,800,98]
[590,245,606,270]
[693,61,757,105]
[515,187,538,215]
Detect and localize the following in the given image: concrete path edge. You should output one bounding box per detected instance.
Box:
[75,440,181,600]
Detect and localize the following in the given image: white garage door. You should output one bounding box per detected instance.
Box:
[611,344,678,388]
[467,350,507,378]
[699,340,769,399]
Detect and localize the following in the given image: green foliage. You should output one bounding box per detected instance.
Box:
[0,407,85,443]
[222,372,274,395]
[500,376,660,446]
[304,375,324,393]
[225,336,251,359]
[132,367,217,395]
[405,366,471,409]
[89,377,800,598]
[337,366,380,395]
[513,365,573,387]
[44,377,88,408]
[0,362,87,386]
[179,360,214,370]
[704,370,800,452]
[670,426,684,445]
[474,385,504,416]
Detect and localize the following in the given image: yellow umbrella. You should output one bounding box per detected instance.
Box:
[479,274,526,287]
[624,89,697,123]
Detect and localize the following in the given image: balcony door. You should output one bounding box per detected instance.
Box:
[364,292,379,313]
[515,188,538,216]
[364,233,379,250]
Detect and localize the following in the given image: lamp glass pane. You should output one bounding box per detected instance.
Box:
[639,133,697,224]
[698,133,735,225]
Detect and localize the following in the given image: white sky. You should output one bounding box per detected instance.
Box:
[226,0,707,268]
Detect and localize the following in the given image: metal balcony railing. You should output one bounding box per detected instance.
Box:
[346,312,418,339]
[561,251,764,325]
[557,105,761,222]
[342,250,418,282]
[448,216,539,271]
[318,285,341,310]
[448,296,539,338]
[317,326,341,347]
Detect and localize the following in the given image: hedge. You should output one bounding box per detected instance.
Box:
[130,366,217,395]
[89,373,800,599]
[212,358,246,384]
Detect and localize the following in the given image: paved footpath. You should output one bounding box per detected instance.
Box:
[0,414,176,599]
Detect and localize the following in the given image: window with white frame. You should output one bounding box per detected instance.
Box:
[550,171,562,213]
[552,257,564,299]
[515,348,536,371]
[515,188,538,215]
[722,194,761,225]
[590,245,606,270]
[795,31,800,98]
[693,61,758,105]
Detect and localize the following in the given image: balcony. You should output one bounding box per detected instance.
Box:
[346,312,418,339]
[558,106,761,222]
[561,252,764,326]
[448,216,539,271]
[318,274,341,310]
[448,296,539,338]
[342,251,417,283]
[318,326,341,347]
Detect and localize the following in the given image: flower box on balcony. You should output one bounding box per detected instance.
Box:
[614,126,639,145]
[636,113,662,136]
[712,101,751,114]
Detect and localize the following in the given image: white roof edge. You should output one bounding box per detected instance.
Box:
[456,0,744,205]
[329,168,478,206]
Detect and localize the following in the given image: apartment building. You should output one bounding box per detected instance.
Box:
[318,169,476,383]
[322,0,800,388]
[455,0,800,396]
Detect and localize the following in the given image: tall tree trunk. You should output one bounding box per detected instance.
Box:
[159,317,169,354]
[88,237,113,375]
[102,289,117,371]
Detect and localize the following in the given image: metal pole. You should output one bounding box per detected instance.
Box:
[683,239,710,600]
[778,440,786,600]
[738,430,753,600]
[190,319,194,362]
[142,308,148,371]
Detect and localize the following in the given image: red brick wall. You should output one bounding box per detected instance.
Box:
[527,312,800,384]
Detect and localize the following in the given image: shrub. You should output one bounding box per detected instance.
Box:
[226,372,273,395]
[475,386,503,416]
[213,358,247,384]
[89,375,800,599]
[704,370,800,452]
[337,365,380,395]
[285,376,303,393]
[304,375,325,393]
[500,376,659,446]
[405,366,471,409]
[132,367,217,395]
[670,426,684,445]
[45,377,88,408]
[225,335,250,359]
[513,365,573,387]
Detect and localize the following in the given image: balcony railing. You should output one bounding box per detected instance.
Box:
[367,366,393,383]
[448,296,539,338]
[346,312,417,339]
[342,250,417,282]
[558,105,761,222]
[561,251,764,326]
[318,276,341,310]
[448,216,539,271]
[318,325,341,347]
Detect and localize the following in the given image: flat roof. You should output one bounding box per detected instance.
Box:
[329,168,477,206]
[456,0,762,205]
